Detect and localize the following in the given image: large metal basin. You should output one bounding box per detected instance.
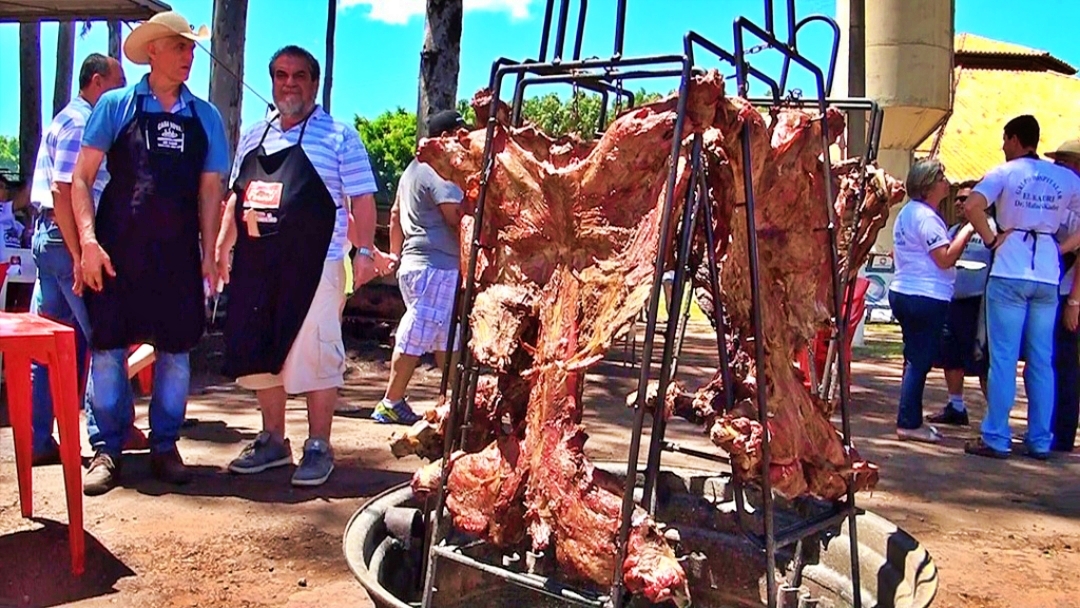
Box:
[343,465,937,608]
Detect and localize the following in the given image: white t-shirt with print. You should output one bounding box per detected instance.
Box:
[974,157,1080,285]
[889,199,955,302]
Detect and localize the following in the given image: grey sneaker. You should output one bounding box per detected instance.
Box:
[84,452,120,496]
[291,438,334,487]
[228,431,293,474]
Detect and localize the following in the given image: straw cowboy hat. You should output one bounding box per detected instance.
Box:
[1046,139,1080,161]
[123,11,211,65]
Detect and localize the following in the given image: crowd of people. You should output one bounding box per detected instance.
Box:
[888,114,1080,458]
[24,11,464,494]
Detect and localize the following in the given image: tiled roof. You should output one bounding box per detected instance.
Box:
[915,66,1080,183]
[955,32,1076,74]
[956,33,1048,56]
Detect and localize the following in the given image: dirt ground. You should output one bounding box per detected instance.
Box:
[1,323,1079,608]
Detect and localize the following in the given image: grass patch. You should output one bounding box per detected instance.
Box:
[853,322,903,360]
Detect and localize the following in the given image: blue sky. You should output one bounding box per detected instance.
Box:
[1,0,1079,139]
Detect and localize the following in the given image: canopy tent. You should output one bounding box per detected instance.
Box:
[0,0,170,23]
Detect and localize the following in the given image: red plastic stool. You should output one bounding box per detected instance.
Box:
[0,312,85,575]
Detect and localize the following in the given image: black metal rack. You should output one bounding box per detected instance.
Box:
[421,2,886,607]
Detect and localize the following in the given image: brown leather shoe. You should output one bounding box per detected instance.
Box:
[84,452,121,496]
[150,447,192,485]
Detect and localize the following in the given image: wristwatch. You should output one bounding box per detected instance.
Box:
[1068,298,1080,307]
[357,247,375,260]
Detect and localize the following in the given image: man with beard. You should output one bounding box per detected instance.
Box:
[217,46,389,487]
[71,11,229,495]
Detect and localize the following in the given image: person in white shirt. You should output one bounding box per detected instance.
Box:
[27,53,128,466]
[1047,139,1080,453]
[928,180,993,426]
[963,115,1080,459]
[888,158,975,443]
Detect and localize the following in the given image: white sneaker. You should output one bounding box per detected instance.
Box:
[897,426,942,444]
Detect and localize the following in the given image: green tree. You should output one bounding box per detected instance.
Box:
[0,136,18,174]
[354,108,417,209]
[460,87,666,140]
[456,98,476,126]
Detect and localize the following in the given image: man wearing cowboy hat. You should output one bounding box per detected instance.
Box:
[215,45,390,487]
[1048,139,1080,453]
[71,10,230,495]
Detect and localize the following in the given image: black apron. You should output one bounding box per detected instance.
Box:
[85,92,207,353]
[222,110,337,379]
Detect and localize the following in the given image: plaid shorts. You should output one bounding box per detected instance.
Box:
[395,267,458,356]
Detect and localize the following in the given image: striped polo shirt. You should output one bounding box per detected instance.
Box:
[229,106,378,262]
[30,96,110,210]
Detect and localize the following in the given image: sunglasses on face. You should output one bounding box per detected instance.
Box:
[956,195,969,202]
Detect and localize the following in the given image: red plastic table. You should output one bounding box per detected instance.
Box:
[1,312,85,575]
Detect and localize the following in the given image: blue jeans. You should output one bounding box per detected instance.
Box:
[888,291,949,429]
[30,215,93,455]
[90,349,189,457]
[983,277,1059,453]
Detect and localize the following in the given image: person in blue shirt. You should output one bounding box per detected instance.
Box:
[70,11,229,495]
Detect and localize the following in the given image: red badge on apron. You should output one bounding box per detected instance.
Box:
[242,180,284,237]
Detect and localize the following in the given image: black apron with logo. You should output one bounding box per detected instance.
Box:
[85,93,207,353]
[222,111,337,379]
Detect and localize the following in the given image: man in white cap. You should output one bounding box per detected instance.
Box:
[71,11,230,495]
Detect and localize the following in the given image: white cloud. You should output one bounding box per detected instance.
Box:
[338,0,533,25]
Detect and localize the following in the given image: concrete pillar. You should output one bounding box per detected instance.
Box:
[865,0,954,151]
[861,0,953,254]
